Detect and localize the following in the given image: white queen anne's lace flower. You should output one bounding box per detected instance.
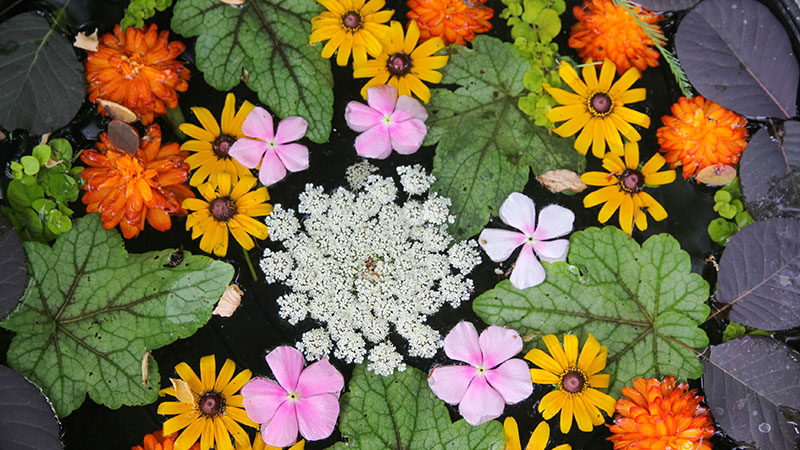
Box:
[261,165,479,375]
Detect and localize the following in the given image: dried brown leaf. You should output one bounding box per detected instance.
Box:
[213,284,243,317]
[221,0,244,4]
[537,169,587,193]
[108,120,140,154]
[97,99,138,123]
[696,164,736,186]
[73,29,98,52]
[170,378,194,404]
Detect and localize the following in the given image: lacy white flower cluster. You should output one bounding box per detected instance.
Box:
[260,164,480,375]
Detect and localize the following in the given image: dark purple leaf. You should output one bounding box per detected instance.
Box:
[703,336,800,450]
[675,0,799,118]
[633,0,698,11]
[740,121,800,220]
[0,364,63,450]
[0,212,27,320]
[717,218,800,330]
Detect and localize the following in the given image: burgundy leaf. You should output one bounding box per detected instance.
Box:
[0,365,63,450]
[633,0,698,11]
[0,213,27,320]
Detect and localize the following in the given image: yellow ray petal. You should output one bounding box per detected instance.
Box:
[557,61,590,98]
[583,185,619,208]
[572,395,593,432]
[581,171,616,187]
[192,107,221,138]
[639,191,668,221]
[528,421,550,450]
[503,417,522,450]
[609,67,642,99]
[552,111,591,138]
[619,195,635,234]
[641,153,668,176]
[597,191,625,223]
[542,335,568,370]
[624,141,640,169]
[563,334,578,366]
[577,333,601,371]
[220,93,237,136]
[598,59,616,91]
[544,84,584,106]
[175,362,203,394]
[530,368,560,385]
[200,355,217,392]
[616,106,651,128]
[525,348,563,375]
[560,396,574,434]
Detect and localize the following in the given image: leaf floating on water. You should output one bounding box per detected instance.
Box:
[98,99,138,123]
[73,29,99,51]
[108,119,141,154]
[220,0,244,4]
[213,284,243,317]
[537,169,587,193]
[0,364,63,450]
[695,164,737,186]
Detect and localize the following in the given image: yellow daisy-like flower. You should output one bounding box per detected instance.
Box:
[180,93,254,188]
[235,432,305,450]
[309,0,394,66]
[503,417,571,450]
[525,333,617,434]
[353,20,448,103]
[581,141,676,235]
[544,59,650,158]
[183,174,272,257]
[158,355,256,450]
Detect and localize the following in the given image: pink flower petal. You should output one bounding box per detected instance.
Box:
[477,228,525,262]
[241,378,289,424]
[262,401,299,448]
[443,321,483,366]
[533,204,575,240]
[393,95,428,122]
[366,85,398,116]
[345,101,384,132]
[499,192,537,236]
[296,359,344,398]
[354,125,392,159]
[427,365,476,404]
[533,239,569,263]
[242,106,275,141]
[478,326,523,369]
[258,149,287,186]
[485,359,533,404]
[274,116,308,144]
[457,376,505,426]
[389,119,426,154]
[509,245,546,289]
[295,393,340,441]
[275,143,309,173]
[266,346,305,392]
[229,138,266,169]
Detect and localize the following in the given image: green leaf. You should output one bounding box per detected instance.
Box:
[473,226,710,396]
[0,215,234,416]
[20,155,40,176]
[426,36,584,241]
[171,0,333,143]
[49,138,72,162]
[722,321,746,342]
[536,8,561,42]
[7,179,44,209]
[0,13,85,135]
[328,364,505,450]
[714,190,732,204]
[708,217,737,245]
[32,144,52,165]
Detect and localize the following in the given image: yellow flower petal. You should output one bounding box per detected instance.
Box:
[597,190,625,223]
[164,410,201,436]
[175,362,203,394]
[639,191,668,221]
[181,123,216,143]
[591,117,607,158]
[220,93,236,136]
[610,113,642,142]
[158,401,195,415]
[200,355,217,392]
[544,84,584,106]
[221,368,253,398]
[574,118,595,155]
[619,194,635,234]
[525,348,563,375]
[183,198,210,212]
[232,215,269,241]
[583,185,619,208]
[214,417,234,450]
[640,152,668,176]
[548,104,587,123]
[560,396,575,434]
[182,140,214,153]
[624,141,640,169]
[603,118,623,154]
[588,373,610,389]
[644,170,676,186]
[542,335,569,370]
[529,421,550,450]
[192,106,221,138]
[214,359,236,394]
[609,67,642,99]
[221,414,254,447]
[616,87,646,105]
[226,406,258,429]
[577,333,601,371]
[530,368,560,385]
[581,171,616,187]
[539,389,567,420]
[404,19,420,54]
[572,395,593,432]
[558,61,590,98]
[585,347,607,376]
[584,387,617,416]
[616,106,650,128]
[503,417,522,450]
[598,59,617,91]
[563,334,578,366]
[582,62,599,91]
[410,36,445,59]
[552,111,591,138]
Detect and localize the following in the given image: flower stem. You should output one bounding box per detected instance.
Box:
[241,244,258,281]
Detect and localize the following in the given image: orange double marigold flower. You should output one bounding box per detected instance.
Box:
[131,430,199,450]
[81,124,194,239]
[608,376,715,450]
[657,96,749,181]
[569,0,663,74]
[406,0,493,46]
[86,24,190,125]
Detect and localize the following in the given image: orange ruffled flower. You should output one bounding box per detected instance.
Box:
[81,124,194,239]
[657,96,749,181]
[608,376,715,450]
[406,0,493,46]
[131,430,199,450]
[86,24,190,125]
[569,0,663,74]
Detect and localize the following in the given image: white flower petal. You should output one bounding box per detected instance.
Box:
[499,192,537,235]
[478,228,525,262]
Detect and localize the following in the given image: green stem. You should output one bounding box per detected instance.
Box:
[241,244,258,281]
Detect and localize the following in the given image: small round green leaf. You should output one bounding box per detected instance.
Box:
[20,155,40,176]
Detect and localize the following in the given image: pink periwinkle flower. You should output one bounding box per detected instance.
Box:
[242,346,344,447]
[428,321,533,426]
[344,85,428,159]
[229,107,309,186]
[478,192,574,290]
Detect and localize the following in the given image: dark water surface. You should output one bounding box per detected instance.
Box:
[1,0,799,448]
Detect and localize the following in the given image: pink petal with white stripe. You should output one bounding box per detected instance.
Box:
[443,321,483,366]
[242,106,275,141]
[499,192,537,235]
[457,376,505,426]
[533,204,575,240]
[533,239,569,263]
[510,245,546,289]
[485,359,533,404]
[478,326,523,369]
[478,228,525,262]
[427,365,476,404]
[274,116,308,144]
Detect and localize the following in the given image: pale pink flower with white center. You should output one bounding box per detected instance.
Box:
[428,322,533,426]
[344,85,428,159]
[241,346,344,448]
[479,192,574,290]
[229,107,309,186]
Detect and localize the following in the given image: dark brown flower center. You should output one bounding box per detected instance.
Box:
[342,11,361,30]
[620,169,645,193]
[209,196,237,222]
[590,93,612,115]
[561,371,586,394]
[199,392,223,416]
[387,52,412,76]
[213,134,236,158]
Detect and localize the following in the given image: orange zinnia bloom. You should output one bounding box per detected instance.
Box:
[131,430,200,450]
[406,0,493,46]
[569,0,663,74]
[608,376,715,450]
[81,124,194,239]
[86,24,190,125]
[657,96,749,181]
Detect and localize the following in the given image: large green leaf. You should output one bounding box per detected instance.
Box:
[473,227,710,396]
[426,36,584,241]
[1,214,234,417]
[328,364,505,450]
[0,13,85,135]
[171,0,333,142]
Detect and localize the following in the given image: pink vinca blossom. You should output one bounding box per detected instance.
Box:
[241,346,344,448]
[344,85,428,159]
[428,322,533,426]
[478,192,574,290]
[229,107,309,186]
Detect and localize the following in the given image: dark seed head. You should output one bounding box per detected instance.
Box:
[213,135,236,158]
[621,169,645,192]
[199,392,223,416]
[387,52,412,76]
[209,197,237,222]
[561,371,586,393]
[343,11,361,29]
[591,93,612,115]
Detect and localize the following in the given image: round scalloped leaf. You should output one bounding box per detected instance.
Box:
[703,336,800,450]
[0,212,27,320]
[0,364,63,450]
[633,0,699,10]
[675,0,799,118]
[473,226,709,396]
[716,218,800,330]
